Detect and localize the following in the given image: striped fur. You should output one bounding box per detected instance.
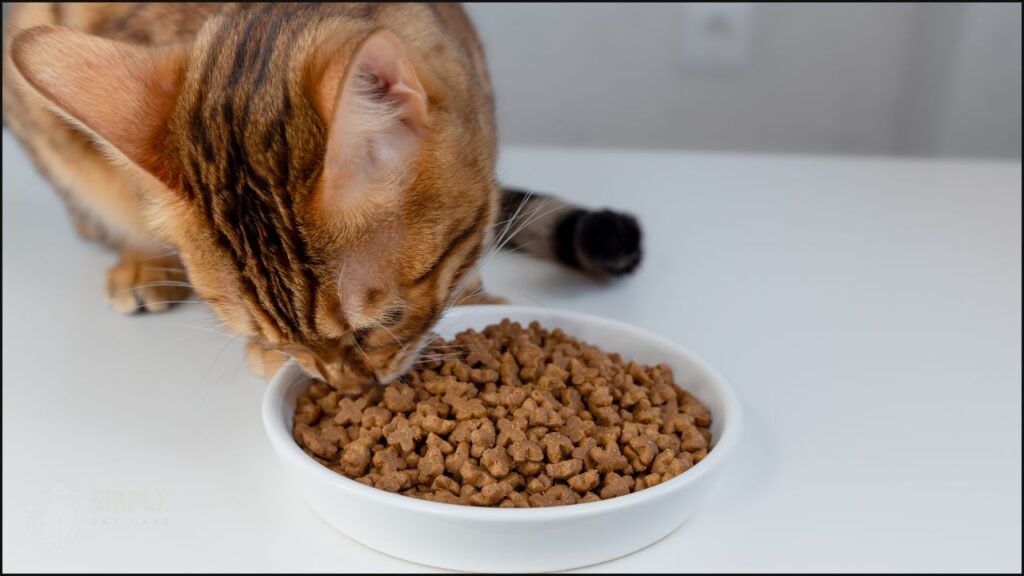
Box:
[3,3,642,389]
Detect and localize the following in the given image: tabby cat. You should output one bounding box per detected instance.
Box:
[3,3,641,390]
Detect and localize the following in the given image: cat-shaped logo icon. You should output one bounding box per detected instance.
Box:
[28,481,77,548]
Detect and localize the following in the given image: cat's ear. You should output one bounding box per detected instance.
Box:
[315,29,429,219]
[10,26,186,183]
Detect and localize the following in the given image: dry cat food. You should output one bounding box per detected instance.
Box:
[292,319,712,508]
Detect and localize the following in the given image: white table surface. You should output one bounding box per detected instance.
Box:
[3,129,1021,572]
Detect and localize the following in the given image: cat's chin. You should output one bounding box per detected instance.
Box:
[375,334,434,386]
[293,360,321,382]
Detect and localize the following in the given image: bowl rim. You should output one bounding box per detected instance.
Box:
[263,305,743,522]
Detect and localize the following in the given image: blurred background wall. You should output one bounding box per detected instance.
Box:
[466,2,1021,159]
[4,3,1021,159]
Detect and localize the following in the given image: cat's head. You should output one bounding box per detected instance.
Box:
[11,10,497,389]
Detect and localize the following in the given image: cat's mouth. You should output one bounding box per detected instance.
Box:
[371,332,435,385]
[291,332,434,389]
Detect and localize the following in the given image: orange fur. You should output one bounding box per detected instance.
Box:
[4,3,502,389]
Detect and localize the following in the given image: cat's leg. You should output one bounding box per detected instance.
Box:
[106,249,193,314]
[498,187,642,277]
[14,125,190,314]
[70,209,109,244]
[2,100,156,251]
[245,340,289,380]
[6,9,192,314]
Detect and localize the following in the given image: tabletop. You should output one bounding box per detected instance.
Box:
[3,129,1021,572]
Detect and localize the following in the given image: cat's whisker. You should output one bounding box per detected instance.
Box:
[365,316,405,349]
[124,299,207,312]
[350,334,372,367]
[412,355,462,365]
[197,333,241,394]
[335,260,347,301]
[416,349,465,358]
[489,191,532,252]
[447,257,495,306]
[447,277,476,306]
[501,237,543,255]
[377,325,404,348]
[495,200,562,256]
[414,354,462,363]
[444,268,492,311]
[486,193,534,253]
[137,249,180,260]
[141,324,234,359]
[111,281,194,296]
[417,332,462,350]
[166,323,233,339]
[423,343,466,350]
[420,353,463,360]
[490,200,531,231]
[348,311,404,349]
[461,284,487,301]
[208,335,252,397]
[487,199,563,258]
[140,266,188,274]
[456,198,562,304]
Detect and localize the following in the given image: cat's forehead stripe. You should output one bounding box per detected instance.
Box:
[175,6,333,343]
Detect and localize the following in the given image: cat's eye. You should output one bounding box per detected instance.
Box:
[379,306,404,327]
[352,327,371,344]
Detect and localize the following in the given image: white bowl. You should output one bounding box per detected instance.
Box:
[263,305,742,572]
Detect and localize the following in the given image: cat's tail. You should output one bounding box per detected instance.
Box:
[496,187,642,277]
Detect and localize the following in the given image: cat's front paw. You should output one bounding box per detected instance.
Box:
[246,340,289,380]
[105,253,192,314]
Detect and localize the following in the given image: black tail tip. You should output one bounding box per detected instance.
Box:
[575,209,643,277]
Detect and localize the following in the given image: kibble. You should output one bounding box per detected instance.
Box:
[293,320,712,508]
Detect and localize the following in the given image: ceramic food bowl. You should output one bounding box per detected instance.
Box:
[263,305,742,572]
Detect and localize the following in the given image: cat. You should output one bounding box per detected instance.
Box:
[3,3,642,390]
